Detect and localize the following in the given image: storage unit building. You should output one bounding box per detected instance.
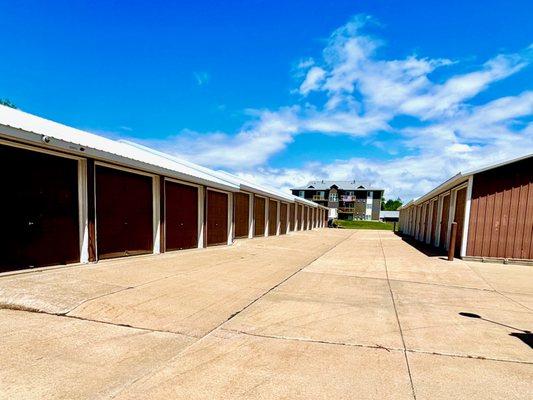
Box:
[399,155,533,262]
[0,105,328,273]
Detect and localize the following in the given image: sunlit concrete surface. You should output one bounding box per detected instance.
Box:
[0,229,531,399]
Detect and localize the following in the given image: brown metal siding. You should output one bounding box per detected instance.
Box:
[440,195,450,249]
[165,181,198,251]
[206,190,228,246]
[96,166,153,259]
[0,144,80,271]
[467,157,533,259]
[254,196,265,236]
[268,200,278,236]
[280,203,288,235]
[300,205,305,231]
[234,192,249,238]
[304,207,309,230]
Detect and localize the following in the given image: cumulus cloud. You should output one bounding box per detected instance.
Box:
[135,15,532,201]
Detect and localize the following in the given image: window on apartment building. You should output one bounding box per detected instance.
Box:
[299,190,305,197]
[319,191,325,198]
[329,192,338,201]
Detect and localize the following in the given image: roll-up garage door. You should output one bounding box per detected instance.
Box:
[234,192,250,238]
[96,165,153,259]
[289,204,295,231]
[268,200,278,236]
[0,144,80,271]
[280,203,288,235]
[206,190,228,246]
[440,195,450,249]
[165,180,198,251]
[254,196,266,236]
[453,188,467,257]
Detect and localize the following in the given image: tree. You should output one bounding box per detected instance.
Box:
[381,197,403,211]
[0,99,17,109]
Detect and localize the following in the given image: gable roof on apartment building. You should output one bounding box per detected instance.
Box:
[292,180,383,191]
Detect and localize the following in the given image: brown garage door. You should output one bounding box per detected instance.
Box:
[254,196,265,236]
[165,180,198,251]
[280,203,288,235]
[268,200,278,236]
[234,192,249,238]
[304,207,309,230]
[207,190,228,246]
[454,188,467,257]
[430,199,438,245]
[0,144,80,271]
[440,194,450,249]
[96,166,153,259]
[300,205,305,230]
[289,204,295,231]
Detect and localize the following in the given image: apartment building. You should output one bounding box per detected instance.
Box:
[291,180,383,220]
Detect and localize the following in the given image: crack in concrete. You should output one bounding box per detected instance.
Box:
[378,231,417,400]
[220,327,533,366]
[0,305,197,339]
[220,327,405,352]
[305,269,499,293]
[463,263,533,312]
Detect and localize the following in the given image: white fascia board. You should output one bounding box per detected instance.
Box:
[412,174,468,206]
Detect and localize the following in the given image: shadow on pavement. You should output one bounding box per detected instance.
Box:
[459,312,533,350]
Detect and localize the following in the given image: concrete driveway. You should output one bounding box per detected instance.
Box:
[0,229,531,399]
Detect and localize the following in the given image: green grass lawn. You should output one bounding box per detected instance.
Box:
[334,219,395,230]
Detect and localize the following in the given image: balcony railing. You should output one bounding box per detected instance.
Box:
[312,195,326,201]
[338,207,355,213]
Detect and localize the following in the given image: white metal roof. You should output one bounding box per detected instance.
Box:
[379,210,400,218]
[0,105,329,209]
[121,140,309,204]
[401,153,532,208]
[0,105,240,191]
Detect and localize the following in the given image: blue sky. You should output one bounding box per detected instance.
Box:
[1,1,532,199]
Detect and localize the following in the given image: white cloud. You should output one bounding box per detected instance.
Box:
[128,15,532,201]
[299,66,326,95]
